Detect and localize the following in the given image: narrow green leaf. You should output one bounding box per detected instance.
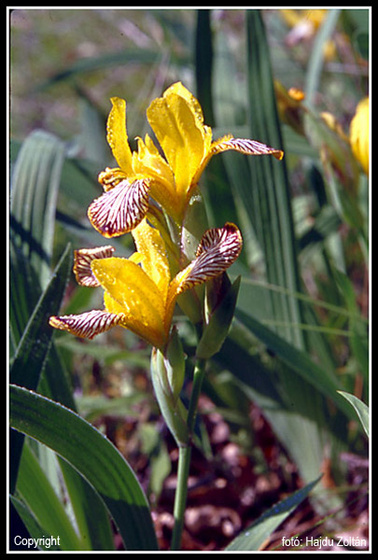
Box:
[305,10,341,107]
[57,458,115,551]
[226,476,322,551]
[10,385,158,551]
[246,10,304,350]
[10,496,61,551]
[233,309,355,421]
[16,443,83,550]
[242,12,347,486]
[9,239,40,352]
[11,129,65,289]
[195,9,215,126]
[10,245,72,492]
[37,49,161,90]
[337,391,369,438]
[10,244,72,390]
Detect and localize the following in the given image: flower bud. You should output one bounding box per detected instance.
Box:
[150,333,189,446]
[163,327,186,402]
[181,191,209,263]
[196,274,241,360]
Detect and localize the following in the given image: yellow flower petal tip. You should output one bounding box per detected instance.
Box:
[288,87,306,101]
[350,97,369,175]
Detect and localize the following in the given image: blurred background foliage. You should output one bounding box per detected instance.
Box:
[10,8,369,551]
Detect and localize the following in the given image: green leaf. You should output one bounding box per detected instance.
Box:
[10,496,61,551]
[195,10,215,126]
[233,309,355,421]
[337,391,369,438]
[234,11,349,486]
[37,49,161,90]
[10,385,158,551]
[10,244,72,390]
[10,129,116,549]
[15,443,83,550]
[11,129,66,289]
[245,10,304,350]
[10,245,72,493]
[305,10,341,108]
[226,476,322,551]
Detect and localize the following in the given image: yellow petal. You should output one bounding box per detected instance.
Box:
[131,219,171,301]
[92,257,167,349]
[146,82,212,200]
[98,167,128,192]
[107,97,133,173]
[350,97,369,175]
[134,135,180,219]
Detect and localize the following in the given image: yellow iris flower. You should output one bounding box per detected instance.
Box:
[350,97,369,176]
[49,219,242,351]
[49,83,285,350]
[88,81,283,237]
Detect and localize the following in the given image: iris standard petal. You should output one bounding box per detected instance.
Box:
[146,83,210,198]
[134,135,180,219]
[107,97,133,173]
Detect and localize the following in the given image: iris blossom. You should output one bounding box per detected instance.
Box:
[88,82,283,238]
[49,219,242,351]
[350,97,369,176]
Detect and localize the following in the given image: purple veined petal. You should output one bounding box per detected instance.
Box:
[211,137,284,160]
[73,246,115,287]
[87,178,150,238]
[49,309,125,339]
[175,223,243,293]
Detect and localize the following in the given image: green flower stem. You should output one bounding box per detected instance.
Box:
[186,358,206,435]
[171,358,206,550]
